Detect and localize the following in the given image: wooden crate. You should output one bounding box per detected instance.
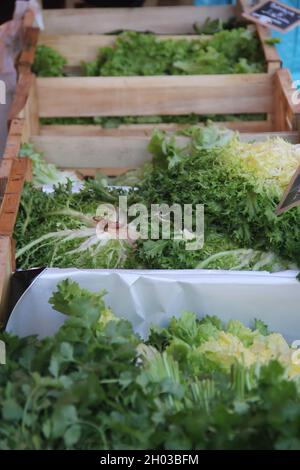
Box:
[0,118,32,239]
[39,4,281,74]
[0,70,299,324]
[19,68,299,179]
[29,3,284,140]
[2,67,298,230]
[0,115,31,325]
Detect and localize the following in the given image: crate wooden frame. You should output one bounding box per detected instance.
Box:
[0,118,30,325]
[0,74,299,322]
[39,16,281,74]
[34,3,283,133]
[20,68,299,179]
[39,3,281,73]
[1,4,299,325]
[2,68,299,239]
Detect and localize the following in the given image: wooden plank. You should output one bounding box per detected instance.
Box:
[235,0,250,21]
[0,237,13,327]
[0,159,30,237]
[31,135,153,169]
[5,176,25,195]
[37,74,274,117]
[24,76,40,136]
[75,167,134,177]
[8,119,25,137]
[43,6,235,34]
[2,119,25,160]
[9,74,34,121]
[274,72,285,131]
[18,27,40,74]
[255,24,281,71]
[0,120,25,196]
[40,120,272,137]
[8,159,29,177]
[31,131,299,172]
[0,194,22,236]
[39,34,208,66]
[275,69,300,119]
[240,131,299,143]
[0,160,14,180]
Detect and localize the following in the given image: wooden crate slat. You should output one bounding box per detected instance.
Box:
[31,131,299,171]
[39,33,208,66]
[18,27,40,73]
[0,194,22,236]
[74,167,136,177]
[43,6,235,35]
[37,74,274,117]
[8,118,25,136]
[2,120,24,159]
[3,138,22,159]
[0,158,30,237]
[31,135,153,168]
[9,74,34,121]
[255,24,282,69]
[240,131,299,143]
[40,120,272,137]
[0,160,14,180]
[276,69,300,117]
[5,177,25,195]
[0,237,13,326]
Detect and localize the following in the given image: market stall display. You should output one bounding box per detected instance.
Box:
[0,1,300,453]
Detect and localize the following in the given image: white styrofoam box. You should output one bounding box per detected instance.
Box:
[6,268,300,342]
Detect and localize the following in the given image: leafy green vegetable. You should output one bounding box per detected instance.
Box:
[40,113,267,128]
[14,180,136,270]
[82,30,264,77]
[264,37,281,46]
[15,127,300,271]
[20,144,79,187]
[137,127,300,268]
[34,32,265,126]
[2,281,300,450]
[32,45,67,77]
[193,16,248,35]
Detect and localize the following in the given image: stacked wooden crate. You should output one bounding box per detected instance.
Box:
[37,4,282,138]
[0,4,300,324]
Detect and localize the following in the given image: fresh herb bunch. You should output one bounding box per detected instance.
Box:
[2,281,300,450]
[82,30,264,77]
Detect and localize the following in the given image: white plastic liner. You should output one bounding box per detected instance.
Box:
[6,268,300,342]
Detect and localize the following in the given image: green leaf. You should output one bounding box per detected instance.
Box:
[2,399,23,422]
[64,425,81,448]
[42,420,52,439]
[52,405,78,439]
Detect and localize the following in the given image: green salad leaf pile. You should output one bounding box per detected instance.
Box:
[82,30,264,77]
[15,126,300,272]
[1,280,300,450]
